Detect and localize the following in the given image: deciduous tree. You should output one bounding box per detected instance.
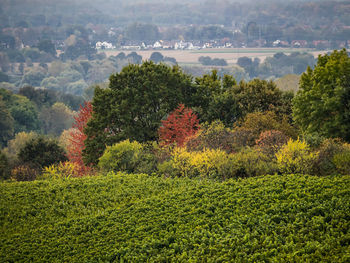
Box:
[159,104,200,147]
[83,61,194,165]
[67,102,93,167]
[293,49,350,141]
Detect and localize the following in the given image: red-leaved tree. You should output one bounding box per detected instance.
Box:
[158,104,200,147]
[67,101,93,174]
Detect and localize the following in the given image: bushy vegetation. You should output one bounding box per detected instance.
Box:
[0,173,349,262]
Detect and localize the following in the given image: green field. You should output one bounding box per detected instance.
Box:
[1,173,349,262]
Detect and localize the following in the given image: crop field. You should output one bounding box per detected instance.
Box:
[104,48,329,65]
[0,173,349,262]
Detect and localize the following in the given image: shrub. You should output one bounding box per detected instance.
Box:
[235,111,297,140]
[255,130,289,156]
[18,136,67,169]
[230,128,256,150]
[169,147,195,177]
[333,145,350,175]
[185,120,236,153]
[134,142,158,175]
[276,138,318,174]
[163,147,228,178]
[218,148,277,179]
[41,162,87,179]
[160,146,275,179]
[311,138,345,176]
[98,140,143,173]
[189,148,228,178]
[11,165,38,181]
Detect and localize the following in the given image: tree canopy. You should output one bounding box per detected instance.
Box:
[293,49,350,141]
[83,61,194,165]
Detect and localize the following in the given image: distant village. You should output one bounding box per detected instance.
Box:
[95,34,350,51]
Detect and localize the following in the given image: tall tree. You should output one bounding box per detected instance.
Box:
[67,102,93,167]
[83,61,194,165]
[293,49,350,141]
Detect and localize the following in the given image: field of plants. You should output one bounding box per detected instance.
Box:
[1,173,349,262]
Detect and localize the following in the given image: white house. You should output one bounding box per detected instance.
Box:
[96,41,115,49]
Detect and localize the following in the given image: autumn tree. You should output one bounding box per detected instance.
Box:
[67,101,93,167]
[158,104,200,147]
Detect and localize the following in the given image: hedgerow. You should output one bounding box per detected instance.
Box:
[0,173,349,262]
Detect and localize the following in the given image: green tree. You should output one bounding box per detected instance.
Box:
[0,96,14,147]
[83,61,193,165]
[150,52,164,63]
[193,70,238,125]
[0,89,40,133]
[293,49,350,141]
[37,39,56,56]
[18,136,67,169]
[231,79,289,120]
[21,68,47,87]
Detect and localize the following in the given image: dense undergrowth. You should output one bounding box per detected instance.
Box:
[1,173,349,262]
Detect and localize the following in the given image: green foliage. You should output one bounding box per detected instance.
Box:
[186,120,236,153]
[333,145,350,175]
[193,70,238,125]
[232,78,291,121]
[0,174,349,262]
[41,162,87,180]
[149,52,164,63]
[237,111,297,139]
[84,61,193,165]
[198,56,228,66]
[37,39,56,56]
[21,68,47,86]
[311,138,345,176]
[160,146,276,179]
[39,102,74,136]
[2,131,38,164]
[276,138,318,174]
[259,52,315,78]
[293,49,350,141]
[0,88,40,133]
[98,140,144,174]
[18,136,67,169]
[0,96,14,147]
[0,150,10,180]
[219,148,278,178]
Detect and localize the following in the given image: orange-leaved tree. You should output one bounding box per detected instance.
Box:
[158,104,200,147]
[67,101,93,174]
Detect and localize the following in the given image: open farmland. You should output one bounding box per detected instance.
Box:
[1,173,349,262]
[103,48,330,65]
